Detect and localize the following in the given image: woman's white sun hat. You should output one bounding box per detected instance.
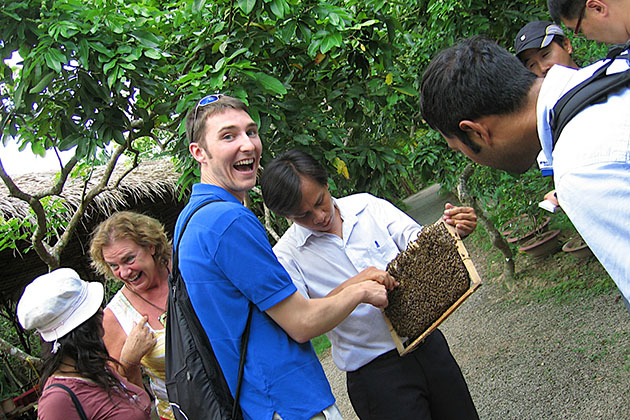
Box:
[17,268,104,347]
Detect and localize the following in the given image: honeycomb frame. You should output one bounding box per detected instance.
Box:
[382,219,482,356]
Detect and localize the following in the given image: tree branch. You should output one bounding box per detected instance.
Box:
[0,337,42,370]
[251,186,281,242]
[456,164,514,281]
[0,158,57,267]
[49,143,131,261]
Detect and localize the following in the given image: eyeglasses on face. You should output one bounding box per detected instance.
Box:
[574,2,587,34]
[190,93,224,143]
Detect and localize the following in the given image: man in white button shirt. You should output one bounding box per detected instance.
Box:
[261,149,479,420]
[420,36,630,314]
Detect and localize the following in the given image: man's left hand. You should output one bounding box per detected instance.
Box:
[442,203,477,237]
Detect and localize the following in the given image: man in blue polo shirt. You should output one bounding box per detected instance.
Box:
[174,94,391,420]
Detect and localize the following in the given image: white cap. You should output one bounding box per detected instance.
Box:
[17,268,104,342]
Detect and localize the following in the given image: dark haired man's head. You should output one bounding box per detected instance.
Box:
[548,0,585,23]
[261,149,328,217]
[514,21,578,77]
[548,0,630,44]
[420,36,537,152]
[420,37,543,174]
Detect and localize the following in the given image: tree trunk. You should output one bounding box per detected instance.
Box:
[456,164,515,281]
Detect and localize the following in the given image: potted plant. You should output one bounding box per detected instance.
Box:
[562,235,593,259]
[518,229,562,258]
[500,213,551,244]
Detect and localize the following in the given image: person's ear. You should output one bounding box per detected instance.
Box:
[189,142,207,164]
[563,37,573,55]
[459,120,492,147]
[586,0,607,16]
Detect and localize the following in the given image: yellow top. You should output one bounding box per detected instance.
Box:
[107,289,173,419]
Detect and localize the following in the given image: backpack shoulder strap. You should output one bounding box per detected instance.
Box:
[172,199,223,272]
[46,383,89,420]
[550,41,630,147]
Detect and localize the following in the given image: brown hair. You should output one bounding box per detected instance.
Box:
[184,95,250,145]
[89,211,171,280]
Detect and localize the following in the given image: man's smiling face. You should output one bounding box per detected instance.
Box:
[193,108,262,201]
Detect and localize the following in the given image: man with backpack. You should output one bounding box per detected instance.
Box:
[171,94,389,420]
[419,37,630,313]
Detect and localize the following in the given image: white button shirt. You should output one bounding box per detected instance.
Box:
[537,58,630,303]
[273,193,422,371]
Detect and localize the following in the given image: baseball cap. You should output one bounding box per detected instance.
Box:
[514,21,566,57]
[17,268,104,343]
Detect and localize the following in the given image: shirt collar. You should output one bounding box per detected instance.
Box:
[291,196,367,248]
[192,183,242,204]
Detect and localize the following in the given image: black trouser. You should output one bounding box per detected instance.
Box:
[346,329,479,420]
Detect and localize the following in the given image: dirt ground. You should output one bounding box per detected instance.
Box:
[319,235,630,420]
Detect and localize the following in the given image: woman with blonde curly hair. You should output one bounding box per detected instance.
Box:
[90,211,173,420]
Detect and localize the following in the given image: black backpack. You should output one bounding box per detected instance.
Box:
[549,41,630,147]
[165,200,253,420]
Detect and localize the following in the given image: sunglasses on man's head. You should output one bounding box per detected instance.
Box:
[190,94,224,142]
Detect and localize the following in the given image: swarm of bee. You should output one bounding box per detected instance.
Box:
[384,222,470,341]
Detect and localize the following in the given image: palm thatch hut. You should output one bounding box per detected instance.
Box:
[0,158,186,305]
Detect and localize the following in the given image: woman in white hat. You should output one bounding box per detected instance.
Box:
[17,268,151,420]
[89,211,172,420]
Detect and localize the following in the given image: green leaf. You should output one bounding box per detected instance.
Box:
[295,134,314,145]
[367,150,376,168]
[193,0,206,13]
[43,49,66,73]
[237,0,256,14]
[31,142,46,156]
[131,30,161,49]
[78,39,90,68]
[144,48,162,59]
[116,45,133,55]
[392,86,419,97]
[107,67,119,88]
[103,59,118,74]
[1,9,22,20]
[29,72,55,94]
[58,134,81,151]
[253,72,287,95]
[270,0,286,18]
[112,129,125,145]
[123,48,143,62]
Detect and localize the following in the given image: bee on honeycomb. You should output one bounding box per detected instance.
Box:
[384,222,470,341]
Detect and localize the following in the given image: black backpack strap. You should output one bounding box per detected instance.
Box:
[550,40,630,147]
[46,383,88,420]
[172,200,223,271]
[173,199,254,417]
[232,303,253,419]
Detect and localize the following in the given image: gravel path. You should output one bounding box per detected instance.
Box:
[319,251,630,420]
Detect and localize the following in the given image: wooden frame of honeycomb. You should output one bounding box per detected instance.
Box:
[382,220,482,356]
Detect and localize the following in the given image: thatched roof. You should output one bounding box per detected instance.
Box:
[1,158,182,224]
[0,158,187,303]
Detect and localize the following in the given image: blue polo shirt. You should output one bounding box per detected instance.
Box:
[174,184,335,420]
